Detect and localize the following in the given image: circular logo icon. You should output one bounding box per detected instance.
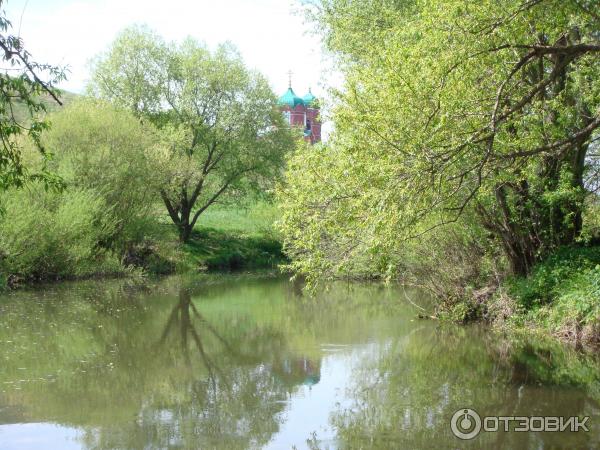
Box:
[451,408,482,440]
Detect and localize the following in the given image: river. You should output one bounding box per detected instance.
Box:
[0,273,598,449]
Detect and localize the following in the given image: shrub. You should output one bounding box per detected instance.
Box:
[506,246,600,310]
[0,185,121,281]
[542,268,600,328]
[497,245,600,344]
[43,98,161,254]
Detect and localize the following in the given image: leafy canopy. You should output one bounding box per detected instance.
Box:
[90,26,295,241]
[279,0,600,280]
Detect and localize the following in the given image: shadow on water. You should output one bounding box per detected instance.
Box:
[0,274,598,449]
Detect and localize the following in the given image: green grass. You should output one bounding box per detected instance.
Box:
[151,202,287,272]
[183,228,285,271]
[506,246,600,310]
[500,246,600,343]
[194,202,280,237]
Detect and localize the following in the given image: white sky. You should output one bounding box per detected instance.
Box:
[4,0,340,124]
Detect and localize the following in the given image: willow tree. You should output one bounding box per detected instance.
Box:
[90,27,294,242]
[279,0,600,280]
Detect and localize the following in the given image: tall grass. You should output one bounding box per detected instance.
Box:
[503,246,600,344]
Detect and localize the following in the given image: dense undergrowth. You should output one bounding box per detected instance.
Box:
[430,243,600,348]
[498,246,600,347]
[0,201,286,289]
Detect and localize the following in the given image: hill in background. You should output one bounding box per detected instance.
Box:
[11,89,79,124]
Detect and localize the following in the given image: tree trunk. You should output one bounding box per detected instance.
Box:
[177,189,194,243]
[179,223,192,243]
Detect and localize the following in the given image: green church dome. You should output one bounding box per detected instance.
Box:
[302,89,318,107]
[278,87,305,108]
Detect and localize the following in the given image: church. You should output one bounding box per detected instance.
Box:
[277,82,321,144]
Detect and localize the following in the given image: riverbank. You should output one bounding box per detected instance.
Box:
[0,203,287,289]
[441,245,600,350]
[3,198,597,353]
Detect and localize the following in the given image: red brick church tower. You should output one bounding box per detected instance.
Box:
[277,75,321,144]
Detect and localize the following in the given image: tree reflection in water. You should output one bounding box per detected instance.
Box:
[327,326,600,450]
[0,280,325,449]
[95,287,315,450]
[0,276,599,449]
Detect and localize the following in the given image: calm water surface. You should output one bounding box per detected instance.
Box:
[0,273,599,449]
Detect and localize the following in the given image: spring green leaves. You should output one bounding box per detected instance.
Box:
[90,26,295,241]
[279,0,600,281]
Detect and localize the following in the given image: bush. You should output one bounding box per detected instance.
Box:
[497,245,600,345]
[542,267,600,328]
[0,185,121,281]
[43,98,161,254]
[506,246,600,310]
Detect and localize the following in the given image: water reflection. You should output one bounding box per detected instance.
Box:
[0,274,598,449]
[329,326,600,450]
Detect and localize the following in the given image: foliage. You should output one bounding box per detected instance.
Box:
[501,245,600,343]
[280,0,600,285]
[580,194,600,243]
[42,99,161,254]
[0,0,65,191]
[542,267,600,328]
[0,173,286,284]
[0,99,167,283]
[0,184,121,282]
[89,26,295,242]
[507,245,600,308]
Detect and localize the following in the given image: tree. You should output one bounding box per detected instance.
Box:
[0,0,64,191]
[279,0,600,280]
[42,99,161,254]
[0,100,161,282]
[90,27,294,242]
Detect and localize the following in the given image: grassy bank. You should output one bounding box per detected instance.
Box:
[0,202,286,289]
[431,243,600,349]
[150,202,287,273]
[485,246,600,348]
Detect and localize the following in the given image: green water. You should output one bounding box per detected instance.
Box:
[0,273,599,449]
